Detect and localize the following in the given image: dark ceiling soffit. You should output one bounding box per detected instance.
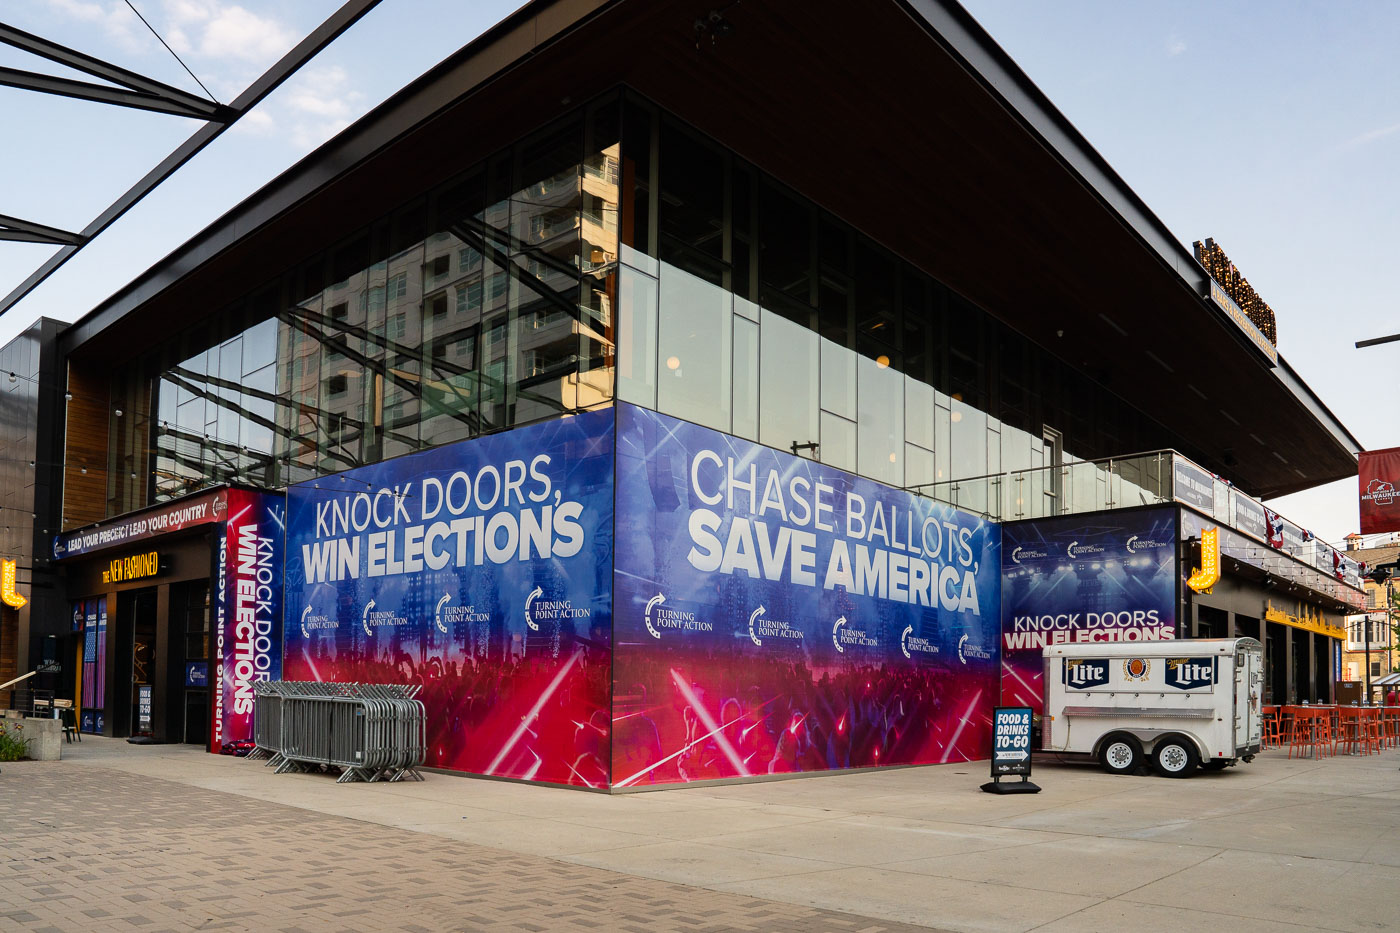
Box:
[899,0,1206,296]
[899,0,1361,462]
[54,0,618,356]
[0,23,232,120]
[0,213,84,247]
[1275,355,1363,456]
[0,0,386,323]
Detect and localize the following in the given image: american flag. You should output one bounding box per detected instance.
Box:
[1263,507,1284,549]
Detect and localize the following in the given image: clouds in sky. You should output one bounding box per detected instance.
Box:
[1339,121,1400,152]
[235,64,364,151]
[22,0,365,155]
[1166,34,1186,56]
[164,0,296,64]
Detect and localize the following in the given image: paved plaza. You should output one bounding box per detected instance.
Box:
[3,739,1400,932]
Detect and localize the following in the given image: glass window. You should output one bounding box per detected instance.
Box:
[759,307,818,455]
[905,444,935,489]
[733,315,758,441]
[657,263,731,431]
[905,374,934,450]
[820,337,855,420]
[617,266,658,408]
[242,318,277,375]
[857,354,903,486]
[658,121,726,272]
[950,395,985,480]
[820,411,856,473]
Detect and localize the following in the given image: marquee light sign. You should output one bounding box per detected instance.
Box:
[1193,239,1278,366]
[1187,527,1220,594]
[102,551,163,584]
[1,559,26,609]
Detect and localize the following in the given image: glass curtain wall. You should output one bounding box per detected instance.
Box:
[107,98,620,512]
[616,95,1173,506]
[105,88,1175,517]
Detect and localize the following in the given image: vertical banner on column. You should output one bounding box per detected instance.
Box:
[611,403,1000,788]
[79,598,105,733]
[210,521,227,753]
[1000,508,1178,715]
[214,489,285,750]
[282,409,615,787]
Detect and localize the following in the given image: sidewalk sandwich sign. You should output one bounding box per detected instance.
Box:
[981,705,1041,794]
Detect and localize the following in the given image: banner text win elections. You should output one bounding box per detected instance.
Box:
[300,454,586,583]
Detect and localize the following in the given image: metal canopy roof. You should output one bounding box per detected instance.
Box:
[51,0,1360,500]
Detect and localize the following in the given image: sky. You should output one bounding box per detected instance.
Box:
[959,0,1400,546]
[0,1,1395,546]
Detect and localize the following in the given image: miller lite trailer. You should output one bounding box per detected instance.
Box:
[1043,638,1263,777]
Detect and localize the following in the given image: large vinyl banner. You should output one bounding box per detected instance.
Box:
[612,403,1000,787]
[283,409,614,787]
[212,489,286,751]
[1359,447,1400,535]
[1000,508,1178,715]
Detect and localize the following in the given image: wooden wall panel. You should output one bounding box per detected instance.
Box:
[62,363,110,530]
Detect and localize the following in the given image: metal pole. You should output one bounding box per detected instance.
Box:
[1366,599,1373,704]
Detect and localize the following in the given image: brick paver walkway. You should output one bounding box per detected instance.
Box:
[0,763,939,932]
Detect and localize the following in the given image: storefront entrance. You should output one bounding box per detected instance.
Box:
[112,588,158,737]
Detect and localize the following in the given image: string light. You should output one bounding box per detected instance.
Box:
[1192,239,1278,346]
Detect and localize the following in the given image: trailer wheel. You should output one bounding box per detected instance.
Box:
[1152,737,1200,777]
[1099,734,1142,775]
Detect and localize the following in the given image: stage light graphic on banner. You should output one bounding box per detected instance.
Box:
[282,409,615,788]
[611,403,1000,787]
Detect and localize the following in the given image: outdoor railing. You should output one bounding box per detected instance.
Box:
[910,450,1173,524]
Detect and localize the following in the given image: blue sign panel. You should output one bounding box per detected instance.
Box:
[991,706,1034,777]
[1001,508,1178,714]
[1165,656,1217,690]
[1063,658,1111,689]
[611,403,1001,787]
[283,408,615,787]
[185,662,209,688]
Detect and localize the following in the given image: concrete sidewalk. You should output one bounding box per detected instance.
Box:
[6,738,1400,932]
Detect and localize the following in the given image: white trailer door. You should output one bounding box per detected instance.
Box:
[1235,649,1262,751]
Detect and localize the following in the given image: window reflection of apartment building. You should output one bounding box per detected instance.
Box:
[113,121,619,510]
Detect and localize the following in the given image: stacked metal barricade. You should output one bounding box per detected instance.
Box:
[249,681,426,783]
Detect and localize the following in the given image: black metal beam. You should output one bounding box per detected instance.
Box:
[1356,333,1400,349]
[0,23,230,120]
[0,0,385,321]
[0,213,84,246]
[0,65,232,120]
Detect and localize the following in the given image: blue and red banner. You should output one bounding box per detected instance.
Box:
[78,597,106,733]
[611,403,1000,787]
[281,409,615,787]
[212,489,286,751]
[1000,508,1178,715]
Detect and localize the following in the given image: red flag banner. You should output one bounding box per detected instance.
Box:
[1359,447,1400,534]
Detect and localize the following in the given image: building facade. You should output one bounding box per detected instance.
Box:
[1342,539,1398,698]
[3,0,1366,786]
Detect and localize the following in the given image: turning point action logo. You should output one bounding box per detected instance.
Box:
[956,633,992,664]
[832,616,877,653]
[644,592,710,639]
[748,605,802,647]
[299,605,337,638]
[1009,546,1047,565]
[900,625,939,659]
